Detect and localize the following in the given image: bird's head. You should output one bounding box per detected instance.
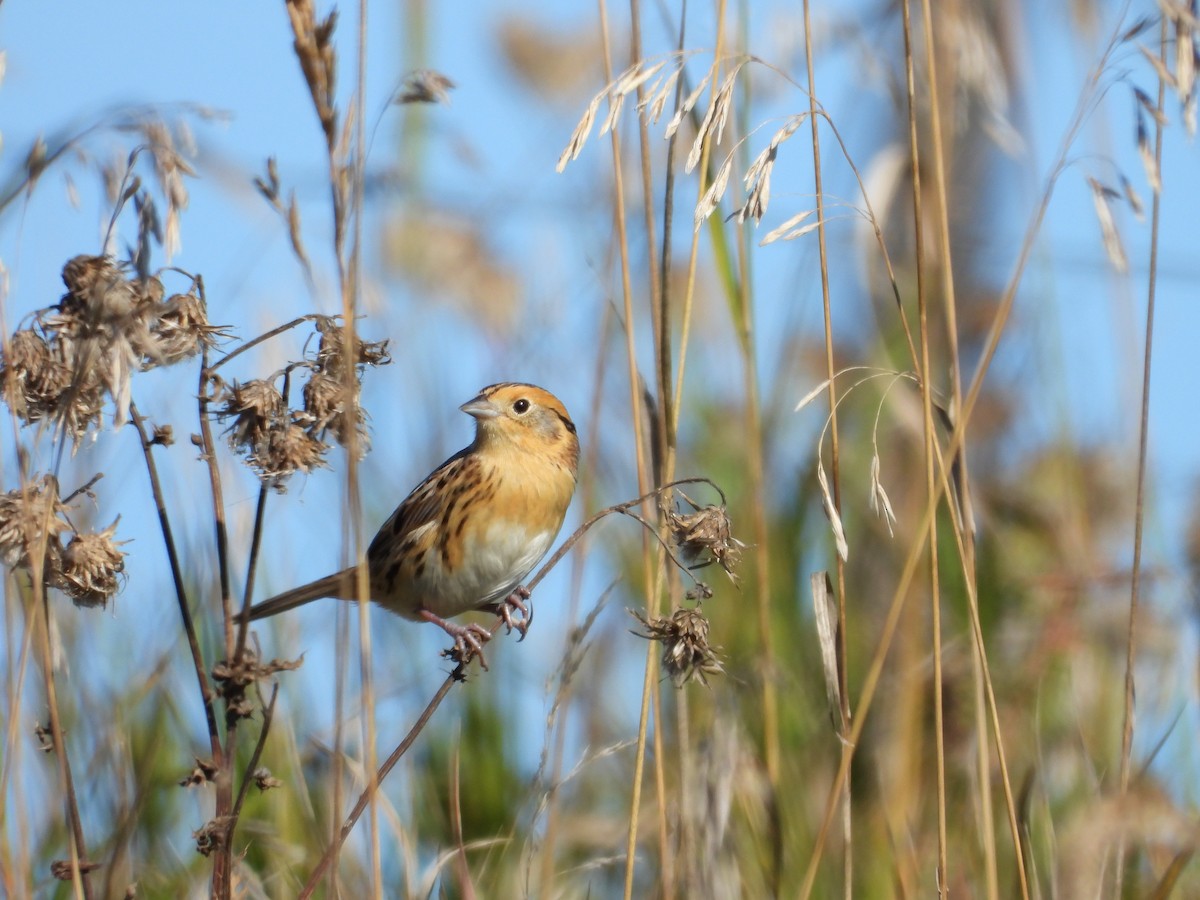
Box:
[461,383,579,472]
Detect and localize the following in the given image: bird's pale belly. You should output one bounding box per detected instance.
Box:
[378,522,555,620]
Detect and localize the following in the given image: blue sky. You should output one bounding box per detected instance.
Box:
[2,0,1198,868]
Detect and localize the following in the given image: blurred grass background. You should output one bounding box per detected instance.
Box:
[2,0,1199,897]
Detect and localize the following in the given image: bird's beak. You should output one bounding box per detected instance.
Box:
[460,394,502,420]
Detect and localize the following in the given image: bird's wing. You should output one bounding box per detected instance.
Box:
[367,447,473,563]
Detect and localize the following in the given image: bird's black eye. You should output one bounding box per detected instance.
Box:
[513,398,531,415]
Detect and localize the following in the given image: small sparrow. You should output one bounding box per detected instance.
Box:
[245,383,579,668]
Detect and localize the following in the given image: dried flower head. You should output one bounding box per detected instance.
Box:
[145,291,223,367]
[34,722,54,753]
[1,256,220,444]
[56,519,127,608]
[0,475,70,569]
[0,327,74,423]
[302,370,365,447]
[666,498,744,582]
[313,316,391,372]
[632,606,724,687]
[395,68,456,105]
[50,859,102,881]
[179,757,217,788]
[259,418,329,483]
[192,817,232,858]
[212,648,303,691]
[220,379,286,459]
[253,767,283,792]
[0,475,129,610]
[305,317,389,451]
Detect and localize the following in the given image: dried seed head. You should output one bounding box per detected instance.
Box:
[666,500,744,581]
[179,758,215,788]
[220,379,286,458]
[302,370,366,449]
[50,860,102,881]
[35,722,54,752]
[1087,176,1129,273]
[253,767,283,791]
[0,328,73,423]
[258,419,329,484]
[1,255,219,443]
[632,606,724,687]
[57,519,127,608]
[395,69,456,105]
[145,291,223,367]
[45,256,156,431]
[138,119,193,259]
[61,254,127,303]
[212,648,304,689]
[0,475,70,569]
[192,817,232,858]
[313,316,391,372]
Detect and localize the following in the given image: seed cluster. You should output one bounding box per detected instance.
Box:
[0,255,222,446]
[0,476,127,609]
[214,316,390,489]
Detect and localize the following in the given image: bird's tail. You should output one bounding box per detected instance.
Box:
[244,567,359,621]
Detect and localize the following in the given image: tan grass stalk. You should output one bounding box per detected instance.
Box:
[800,0,853,893]
[899,0,949,891]
[283,0,381,890]
[0,321,39,896]
[21,481,93,898]
[347,1,382,892]
[588,3,660,898]
[537,308,612,893]
[917,0,996,894]
[1114,16,1168,898]
[623,6,676,892]
[193,343,239,897]
[727,82,786,900]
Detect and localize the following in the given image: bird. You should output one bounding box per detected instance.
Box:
[244,383,579,669]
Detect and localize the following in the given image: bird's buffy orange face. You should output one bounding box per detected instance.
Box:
[461,383,579,473]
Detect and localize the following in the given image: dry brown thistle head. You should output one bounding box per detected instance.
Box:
[219,378,286,459]
[0,475,70,570]
[313,315,391,371]
[214,319,388,489]
[55,519,128,608]
[261,418,329,481]
[252,767,283,792]
[0,328,75,425]
[1,256,226,445]
[631,606,724,687]
[300,317,391,450]
[394,69,456,105]
[300,371,361,445]
[146,290,225,366]
[665,495,744,582]
[50,860,102,881]
[0,475,129,609]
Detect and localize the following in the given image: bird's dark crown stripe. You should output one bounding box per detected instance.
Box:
[555,410,577,434]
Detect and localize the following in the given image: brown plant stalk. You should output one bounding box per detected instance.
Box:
[1115,15,1168,898]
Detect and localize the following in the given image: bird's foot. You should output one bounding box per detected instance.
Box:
[493,586,532,640]
[420,609,493,671]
